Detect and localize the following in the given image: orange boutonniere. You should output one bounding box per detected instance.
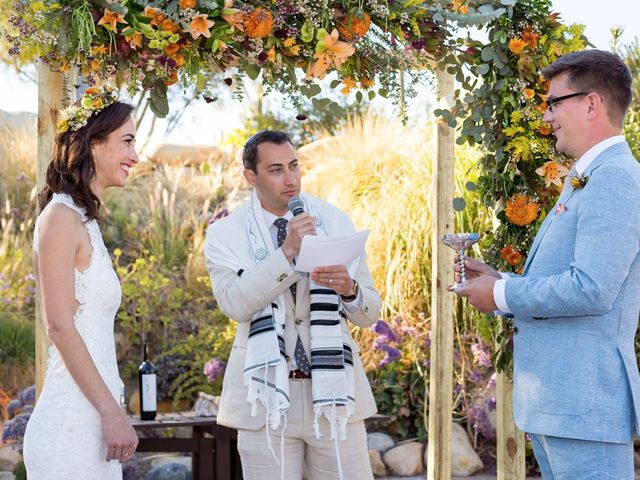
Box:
[570,173,589,191]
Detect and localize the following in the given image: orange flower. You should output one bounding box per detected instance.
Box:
[360,77,374,89]
[97,8,127,31]
[341,77,357,94]
[310,29,356,79]
[179,0,196,9]
[537,123,553,136]
[534,100,548,114]
[500,245,523,267]
[189,14,215,39]
[172,53,186,67]
[221,0,245,31]
[161,19,180,34]
[151,13,167,28]
[522,27,539,48]
[244,7,273,38]
[337,12,371,41]
[266,46,276,62]
[84,87,100,95]
[523,88,535,99]
[126,32,143,50]
[508,38,527,56]
[505,194,539,226]
[143,6,159,18]
[91,44,108,55]
[165,70,179,86]
[535,161,570,187]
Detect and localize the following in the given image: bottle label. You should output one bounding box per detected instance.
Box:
[141,374,157,411]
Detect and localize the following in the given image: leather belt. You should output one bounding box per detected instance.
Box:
[289,369,312,379]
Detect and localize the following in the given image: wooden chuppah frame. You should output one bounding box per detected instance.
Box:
[35,64,525,478]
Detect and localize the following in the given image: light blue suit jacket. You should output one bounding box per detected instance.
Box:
[505,141,640,443]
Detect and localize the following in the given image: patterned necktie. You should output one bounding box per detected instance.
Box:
[273,218,310,375]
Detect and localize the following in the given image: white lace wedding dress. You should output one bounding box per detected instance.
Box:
[23,193,123,479]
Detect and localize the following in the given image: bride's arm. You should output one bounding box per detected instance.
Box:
[36,204,138,462]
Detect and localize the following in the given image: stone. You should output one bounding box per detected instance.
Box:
[128,387,140,415]
[367,432,395,452]
[383,441,424,476]
[0,472,15,480]
[144,462,192,480]
[369,449,387,477]
[115,332,127,362]
[0,446,21,472]
[634,451,640,469]
[150,455,191,469]
[451,422,484,476]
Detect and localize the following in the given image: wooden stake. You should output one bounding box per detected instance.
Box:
[427,66,455,480]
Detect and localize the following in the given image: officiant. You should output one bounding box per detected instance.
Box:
[204,130,381,480]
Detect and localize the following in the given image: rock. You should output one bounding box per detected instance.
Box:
[0,446,21,471]
[0,472,16,480]
[383,441,424,476]
[451,422,484,476]
[115,332,127,363]
[369,449,387,477]
[634,451,640,469]
[367,432,395,452]
[150,456,191,469]
[144,462,192,480]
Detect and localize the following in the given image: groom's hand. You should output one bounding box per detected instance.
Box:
[281,213,316,263]
[453,255,501,284]
[454,275,498,313]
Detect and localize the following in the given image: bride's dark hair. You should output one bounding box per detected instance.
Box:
[38,101,134,220]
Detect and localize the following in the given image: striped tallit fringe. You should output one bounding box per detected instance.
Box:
[244,299,290,433]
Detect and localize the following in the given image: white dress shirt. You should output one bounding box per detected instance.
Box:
[493,135,627,314]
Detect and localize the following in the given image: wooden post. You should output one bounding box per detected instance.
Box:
[426,66,455,480]
[35,63,64,396]
[496,332,526,478]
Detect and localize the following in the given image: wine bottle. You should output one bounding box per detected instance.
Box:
[138,343,157,420]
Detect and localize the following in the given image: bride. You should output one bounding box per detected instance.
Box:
[23,86,139,479]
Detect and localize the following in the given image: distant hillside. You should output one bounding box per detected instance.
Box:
[0,109,36,135]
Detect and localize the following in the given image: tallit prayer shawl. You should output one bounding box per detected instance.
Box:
[243,190,356,443]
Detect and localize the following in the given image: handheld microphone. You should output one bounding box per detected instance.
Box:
[288,196,305,216]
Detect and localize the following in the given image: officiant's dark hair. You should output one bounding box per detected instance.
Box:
[542,50,632,127]
[242,130,293,172]
[39,101,134,220]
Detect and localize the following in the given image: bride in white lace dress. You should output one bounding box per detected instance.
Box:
[23,88,139,479]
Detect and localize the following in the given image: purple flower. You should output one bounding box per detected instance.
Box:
[487,372,497,389]
[19,385,35,406]
[377,344,401,368]
[487,395,496,411]
[372,320,398,343]
[467,403,495,440]
[471,340,492,368]
[203,358,226,383]
[7,399,22,418]
[2,413,30,445]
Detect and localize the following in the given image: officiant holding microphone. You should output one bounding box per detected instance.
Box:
[204,130,381,479]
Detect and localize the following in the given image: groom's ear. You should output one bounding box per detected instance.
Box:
[243,168,256,186]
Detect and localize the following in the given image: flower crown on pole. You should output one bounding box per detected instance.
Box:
[57,85,119,134]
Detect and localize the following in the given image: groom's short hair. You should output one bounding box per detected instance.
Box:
[242,130,293,172]
[542,49,632,127]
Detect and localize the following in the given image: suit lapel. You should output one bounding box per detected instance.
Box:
[522,166,575,274]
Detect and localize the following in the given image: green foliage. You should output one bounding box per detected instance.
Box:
[156,319,235,407]
[0,313,35,389]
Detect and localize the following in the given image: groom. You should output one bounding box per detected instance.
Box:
[204,130,380,479]
[456,50,640,478]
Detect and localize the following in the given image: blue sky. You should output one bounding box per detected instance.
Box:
[1,0,638,151]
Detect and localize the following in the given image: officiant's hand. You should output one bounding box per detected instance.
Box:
[454,275,498,313]
[312,265,355,297]
[453,255,500,284]
[281,213,316,263]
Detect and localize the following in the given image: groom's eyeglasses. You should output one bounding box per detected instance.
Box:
[546,92,590,112]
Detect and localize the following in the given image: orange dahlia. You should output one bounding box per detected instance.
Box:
[337,12,371,41]
[179,0,196,9]
[508,38,527,55]
[505,194,539,226]
[244,8,274,38]
[500,245,523,267]
[522,27,539,48]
